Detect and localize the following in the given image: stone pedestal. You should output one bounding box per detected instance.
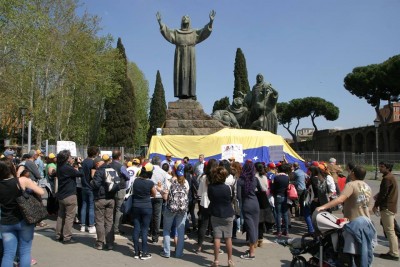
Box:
[162,99,226,135]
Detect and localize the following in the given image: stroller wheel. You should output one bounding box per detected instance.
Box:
[290,256,307,267]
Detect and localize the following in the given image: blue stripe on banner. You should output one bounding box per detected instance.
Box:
[149,146,306,171]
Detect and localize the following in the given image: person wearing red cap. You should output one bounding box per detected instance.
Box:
[266,162,276,189]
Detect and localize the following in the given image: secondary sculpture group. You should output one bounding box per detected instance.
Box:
[156,11,279,134]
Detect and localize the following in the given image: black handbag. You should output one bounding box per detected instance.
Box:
[15,178,48,224]
[120,185,133,215]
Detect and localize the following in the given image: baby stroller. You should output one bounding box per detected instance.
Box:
[279,211,348,267]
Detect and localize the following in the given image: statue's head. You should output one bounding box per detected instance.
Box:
[256,73,264,83]
[181,15,191,30]
[233,97,243,107]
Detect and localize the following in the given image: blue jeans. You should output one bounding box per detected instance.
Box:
[132,207,152,254]
[162,209,187,257]
[81,188,95,226]
[0,220,34,267]
[275,195,289,233]
[303,205,314,234]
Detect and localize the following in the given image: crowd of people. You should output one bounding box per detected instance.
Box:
[0,147,399,266]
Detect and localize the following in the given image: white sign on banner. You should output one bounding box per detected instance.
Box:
[269,145,284,162]
[221,144,244,163]
[57,141,77,157]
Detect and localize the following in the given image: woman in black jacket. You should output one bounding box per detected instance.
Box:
[208,166,234,267]
[271,163,291,237]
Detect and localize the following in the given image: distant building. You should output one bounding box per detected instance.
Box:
[297,128,314,142]
[378,103,400,123]
[295,120,400,152]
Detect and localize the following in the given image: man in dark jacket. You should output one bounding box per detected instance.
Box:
[92,154,120,250]
[55,150,84,244]
[373,162,399,261]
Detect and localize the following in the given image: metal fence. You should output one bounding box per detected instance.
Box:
[46,145,147,159]
[297,151,400,165]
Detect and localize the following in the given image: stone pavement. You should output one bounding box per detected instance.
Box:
[30,178,399,266]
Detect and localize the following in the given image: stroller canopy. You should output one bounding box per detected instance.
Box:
[312,211,343,234]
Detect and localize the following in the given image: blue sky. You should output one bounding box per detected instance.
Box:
[80,0,400,138]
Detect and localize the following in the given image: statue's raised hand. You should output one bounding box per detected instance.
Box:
[209,10,216,21]
[156,12,162,25]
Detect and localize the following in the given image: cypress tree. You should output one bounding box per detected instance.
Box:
[103,37,136,147]
[233,48,250,99]
[212,96,230,113]
[147,70,167,143]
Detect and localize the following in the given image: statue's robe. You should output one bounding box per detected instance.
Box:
[160,24,212,98]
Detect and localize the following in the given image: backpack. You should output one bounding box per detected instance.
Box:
[317,178,329,206]
[167,180,189,213]
[104,167,120,193]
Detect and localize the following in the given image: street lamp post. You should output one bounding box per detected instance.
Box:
[20,107,27,154]
[374,119,380,180]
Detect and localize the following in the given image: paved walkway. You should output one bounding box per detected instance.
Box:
[30,178,399,266]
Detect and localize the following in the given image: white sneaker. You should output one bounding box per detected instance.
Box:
[88,226,96,234]
[80,225,86,232]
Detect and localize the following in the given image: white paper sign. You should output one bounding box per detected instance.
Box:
[221,144,244,163]
[269,145,284,162]
[57,141,77,157]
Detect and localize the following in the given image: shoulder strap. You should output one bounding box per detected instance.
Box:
[15,177,23,192]
[14,177,28,197]
[229,184,235,200]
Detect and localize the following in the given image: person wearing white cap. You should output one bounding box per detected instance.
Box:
[327,158,343,184]
[3,149,15,161]
[161,152,174,173]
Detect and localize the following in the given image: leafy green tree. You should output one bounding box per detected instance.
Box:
[344,55,400,151]
[0,0,123,147]
[277,97,339,149]
[212,96,230,113]
[102,38,136,147]
[147,71,167,143]
[277,100,307,150]
[233,48,250,99]
[301,97,339,131]
[127,62,150,147]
